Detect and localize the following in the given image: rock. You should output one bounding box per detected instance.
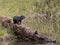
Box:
[0,37,3,42]
[0,16,57,44]
[3,36,10,43]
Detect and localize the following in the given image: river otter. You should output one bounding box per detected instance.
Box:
[13,15,25,24]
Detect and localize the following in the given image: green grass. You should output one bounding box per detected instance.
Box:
[0,27,7,36]
[0,0,60,45]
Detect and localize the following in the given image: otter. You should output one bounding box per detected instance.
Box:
[13,15,25,24]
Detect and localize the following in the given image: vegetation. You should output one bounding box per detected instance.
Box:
[0,0,60,45]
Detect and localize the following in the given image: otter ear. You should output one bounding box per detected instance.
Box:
[34,31,38,34]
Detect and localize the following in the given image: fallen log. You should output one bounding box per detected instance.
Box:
[0,16,57,44]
